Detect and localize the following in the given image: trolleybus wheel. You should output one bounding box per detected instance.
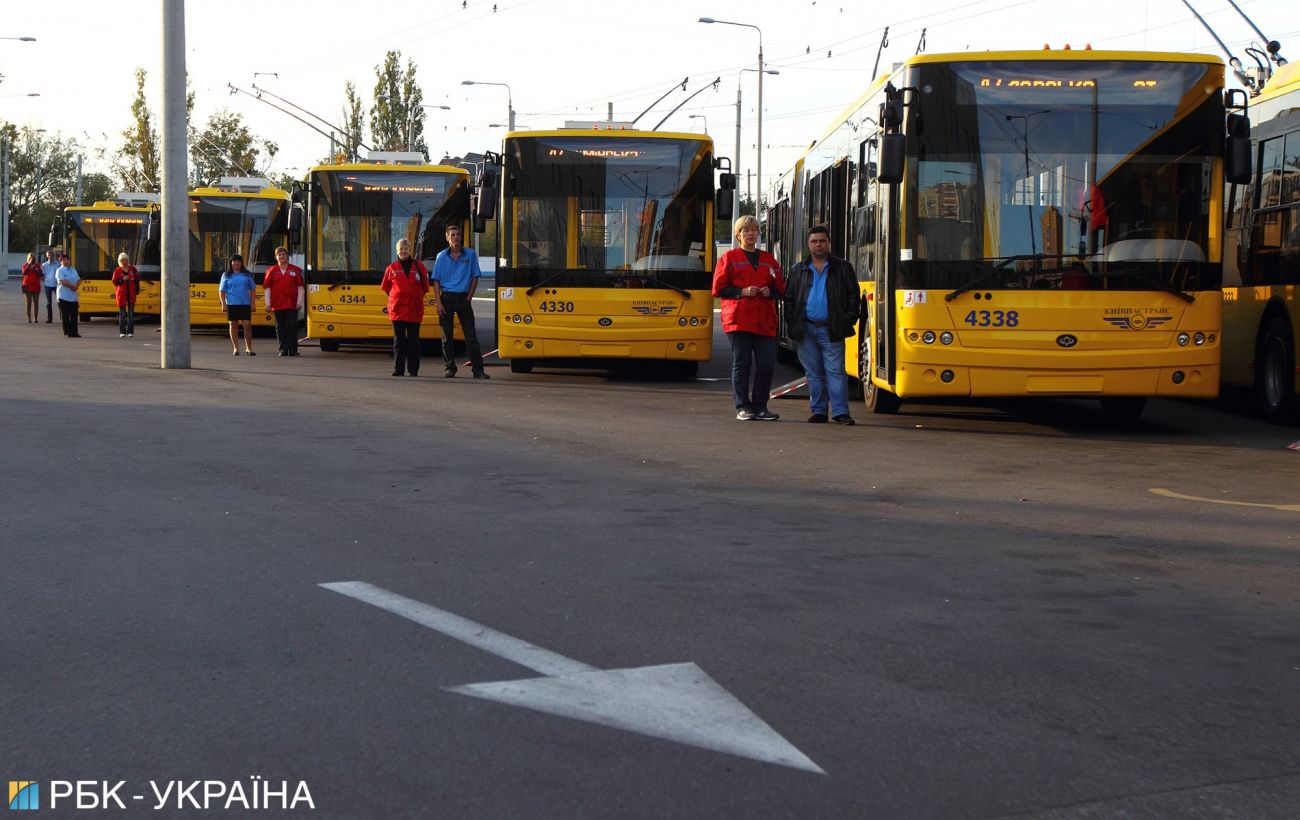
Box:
[673,360,699,381]
[79,313,91,322]
[509,359,534,374]
[319,339,340,352]
[859,335,900,414]
[1099,396,1146,423]
[1257,315,1296,423]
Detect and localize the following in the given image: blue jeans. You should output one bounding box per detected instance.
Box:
[727,331,776,412]
[797,323,850,418]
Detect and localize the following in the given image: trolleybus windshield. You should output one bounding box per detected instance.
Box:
[503,137,713,290]
[68,212,149,275]
[905,60,1223,292]
[311,171,467,280]
[190,196,288,274]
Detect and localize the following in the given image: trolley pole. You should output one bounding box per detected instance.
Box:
[160,0,190,368]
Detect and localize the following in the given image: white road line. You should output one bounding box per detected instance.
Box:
[321,581,595,677]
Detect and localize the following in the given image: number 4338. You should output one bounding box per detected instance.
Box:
[963,309,1019,327]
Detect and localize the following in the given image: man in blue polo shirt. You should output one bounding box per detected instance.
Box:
[431,224,489,379]
[41,247,60,323]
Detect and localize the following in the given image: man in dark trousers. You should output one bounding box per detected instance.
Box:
[431,224,488,379]
[783,225,861,425]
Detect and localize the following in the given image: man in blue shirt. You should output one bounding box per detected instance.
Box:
[431,224,489,379]
[41,248,60,323]
[782,225,861,425]
[55,253,82,338]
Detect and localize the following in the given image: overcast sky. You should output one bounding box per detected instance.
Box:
[1,0,1291,197]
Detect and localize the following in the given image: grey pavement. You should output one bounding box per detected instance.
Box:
[2,290,1299,818]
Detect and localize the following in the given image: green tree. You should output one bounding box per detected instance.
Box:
[116,68,193,192]
[369,51,424,153]
[190,109,278,186]
[342,80,365,161]
[0,123,83,254]
[118,68,160,191]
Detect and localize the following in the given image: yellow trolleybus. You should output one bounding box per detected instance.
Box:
[61,195,160,321]
[768,50,1248,420]
[488,127,733,377]
[303,152,471,352]
[188,177,291,328]
[1223,61,1300,422]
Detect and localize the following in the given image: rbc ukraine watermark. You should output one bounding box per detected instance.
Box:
[7,778,313,811]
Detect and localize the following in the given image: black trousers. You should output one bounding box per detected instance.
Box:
[44,286,56,321]
[58,299,79,336]
[118,303,136,335]
[392,321,421,375]
[439,292,484,373]
[273,309,298,353]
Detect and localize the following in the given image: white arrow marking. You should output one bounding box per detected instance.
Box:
[321,581,824,774]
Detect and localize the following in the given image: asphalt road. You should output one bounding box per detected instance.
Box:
[3,290,1299,818]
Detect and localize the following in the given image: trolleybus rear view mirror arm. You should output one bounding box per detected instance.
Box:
[1224,89,1251,185]
[877,84,910,185]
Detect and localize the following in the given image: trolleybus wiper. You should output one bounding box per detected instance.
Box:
[1090,266,1196,303]
[525,270,569,296]
[623,272,691,299]
[944,254,1045,301]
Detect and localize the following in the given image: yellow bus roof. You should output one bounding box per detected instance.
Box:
[68,202,153,213]
[504,129,710,143]
[308,163,470,176]
[1253,61,1300,106]
[188,187,289,200]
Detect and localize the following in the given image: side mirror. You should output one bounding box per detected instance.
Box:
[477,164,498,188]
[718,172,737,191]
[878,133,905,184]
[881,99,904,129]
[290,189,304,205]
[475,186,497,220]
[1225,112,1251,185]
[473,214,487,234]
[716,189,734,222]
[287,204,304,234]
[146,212,160,243]
[48,221,59,247]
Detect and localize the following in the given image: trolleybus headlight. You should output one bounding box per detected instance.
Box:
[1193,332,1205,346]
[523,315,533,324]
[678,317,688,326]
[1177,332,1190,346]
[940,369,955,383]
[689,317,699,326]
[1172,370,1186,384]
[922,331,936,345]
[939,331,953,345]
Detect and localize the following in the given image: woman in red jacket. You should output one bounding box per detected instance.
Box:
[21,253,42,322]
[380,238,430,376]
[711,214,786,420]
[111,252,141,337]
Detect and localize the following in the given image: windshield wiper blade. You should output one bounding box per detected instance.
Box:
[327,272,350,291]
[626,272,690,298]
[1093,267,1196,303]
[945,254,1046,301]
[525,270,569,295]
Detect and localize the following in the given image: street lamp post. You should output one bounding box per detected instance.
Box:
[700,17,763,240]
[689,114,708,133]
[408,104,451,154]
[462,80,514,131]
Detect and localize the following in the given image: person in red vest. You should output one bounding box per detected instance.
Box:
[380,238,430,376]
[21,252,43,323]
[111,252,141,337]
[263,246,304,356]
[712,214,786,420]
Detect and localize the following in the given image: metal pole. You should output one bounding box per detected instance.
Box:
[756,38,763,245]
[1,139,9,271]
[75,156,83,205]
[734,82,742,221]
[161,0,190,368]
